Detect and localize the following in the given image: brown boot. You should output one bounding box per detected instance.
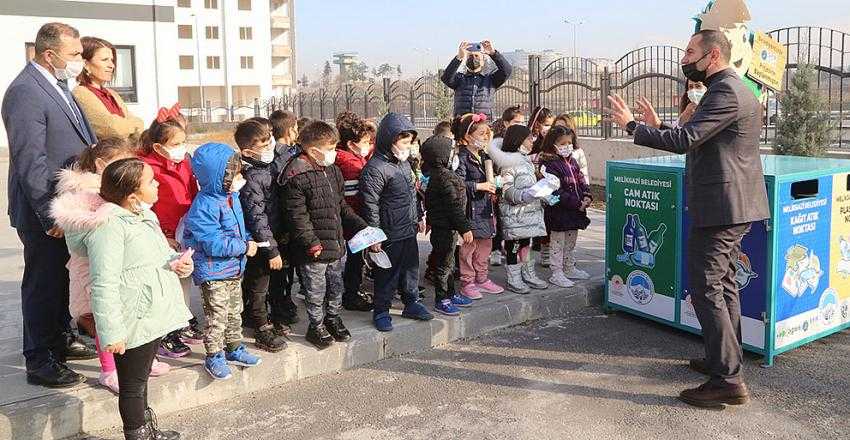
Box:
[679,380,750,408]
[688,358,710,375]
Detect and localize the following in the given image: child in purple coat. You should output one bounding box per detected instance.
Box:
[537,125,592,288]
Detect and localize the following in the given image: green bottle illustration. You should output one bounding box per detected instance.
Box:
[647,224,667,255]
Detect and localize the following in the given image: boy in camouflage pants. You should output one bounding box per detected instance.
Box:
[183,142,263,380]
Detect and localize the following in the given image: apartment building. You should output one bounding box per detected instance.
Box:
[0,0,297,146]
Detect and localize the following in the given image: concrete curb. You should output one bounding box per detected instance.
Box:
[0,284,595,440]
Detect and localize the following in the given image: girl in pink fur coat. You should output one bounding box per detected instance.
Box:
[50,139,171,393]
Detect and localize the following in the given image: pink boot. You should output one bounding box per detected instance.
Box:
[98,370,119,394]
[476,279,505,294]
[150,357,171,377]
[462,283,483,300]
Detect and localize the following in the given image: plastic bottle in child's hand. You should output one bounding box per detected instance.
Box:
[544,195,560,206]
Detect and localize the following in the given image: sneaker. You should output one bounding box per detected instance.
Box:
[255,325,288,352]
[272,322,293,338]
[343,291,374,312]
[549,272,575,288]
[477,279,505,294]
[225,344,262,367]
[178,326,203,345]
[149,358,171,377]
[435,299,461,316]
[450,294,474,308]
[306,324,335,348]
[489,250,503,266]
[158,333,191,358]
[401,301,434,321]
[98,370,119,394]
[462,283,483,300]
[373,311,393,332]
[564,267,591,280]
[204,352,232,380]
[324,315,352,342]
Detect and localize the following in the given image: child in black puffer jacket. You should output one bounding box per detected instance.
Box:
[235,119,290,353]
[421,135,475,316]
[278,121,368,349]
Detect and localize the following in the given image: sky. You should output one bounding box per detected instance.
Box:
[294,0,850,80]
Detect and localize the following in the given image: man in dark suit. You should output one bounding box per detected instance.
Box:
[607,30,770,407]
[2,22,98,388]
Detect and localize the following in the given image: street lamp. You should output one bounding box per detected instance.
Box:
[564,19,585,59]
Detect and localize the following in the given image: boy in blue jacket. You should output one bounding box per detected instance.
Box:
[183,142,262,380]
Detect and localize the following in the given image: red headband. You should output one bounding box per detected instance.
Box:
[156,103,182,124]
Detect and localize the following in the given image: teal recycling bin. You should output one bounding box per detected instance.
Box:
[605,154,850,365]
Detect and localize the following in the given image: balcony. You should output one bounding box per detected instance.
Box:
[271,16,290,29]
[272,45,291,57]
[273,75,293,86]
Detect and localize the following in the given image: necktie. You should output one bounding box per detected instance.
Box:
[57,79,90,143]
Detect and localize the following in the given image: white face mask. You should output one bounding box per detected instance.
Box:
[557,144,574,157]
[450,154,460,171]
[165,144,187,163]
[48,52,85,81]
[392,145,410,162]
[258,148,275,164]
[230,177,246,193]
[359,146,371,157]
[688,88,707,104]
[137,200,153,212]
[314,149,337,167]
[520,143,533,155]
[540,125,552,136]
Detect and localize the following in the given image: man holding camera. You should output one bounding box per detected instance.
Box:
[441,40,513,120]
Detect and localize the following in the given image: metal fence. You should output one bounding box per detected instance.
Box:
[199,26,850,148]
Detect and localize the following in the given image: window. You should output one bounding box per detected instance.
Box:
[178,25,193,39]
[177,0,191,6]
[204,0,217,9]
[179,55,194,70]
[239,27,253,40]
[240,56,254,69]
[205,26,219,40]
[207,56,220,69]
[238,0,251,10]
[108,46,138,103]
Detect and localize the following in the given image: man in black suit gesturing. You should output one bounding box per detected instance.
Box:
[607,29,770,407]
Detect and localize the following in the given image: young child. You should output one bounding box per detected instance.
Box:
[433,120,453,139]
[422,120,455,286]
[268,110,301,326]
[75,158,190,439]
[137,104,200,358]
[359,112,434,332]
[487,124,550,293]
[333,111,375,312]
[527,106,555,267]
[487,106,524,268]
[278,121,368,348]
[51,139,171,394]
[538,125,592,288]
[421,135,475,315]
[183,142,262,380]
[453,113,504,299]
[235,119,289,353]
[554,114,589,185]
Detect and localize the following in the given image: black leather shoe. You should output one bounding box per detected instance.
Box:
[324,315,352,342]
[305,324,335,349]
[342,291,373,312]
[679,380,750,408]
[63,332,98,361]
[26,361,85,389]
